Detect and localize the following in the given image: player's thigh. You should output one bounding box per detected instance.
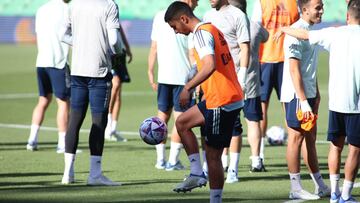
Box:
[70,76,89,111]
[36,67,52,97]
[48,65,70,100]
[88,74,112,114]
[244,96,263,122]
[344,113,360,147]
[231,113,243,136]
[172,85,191,112]
[260,63,275,102]
[157,83,173,113]
[273,62,284,100]
[176,103,205,131]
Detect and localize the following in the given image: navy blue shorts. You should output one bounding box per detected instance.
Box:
[327,111,360,147]
[198,100,241,149]
[37,65,70,100]
[70,73,112,114]
[260,62,284,102]
[284,97,316,129]
[244,96,263,121]
[232,114,243,136]
[111,53,130,83]
[157,83,191,112]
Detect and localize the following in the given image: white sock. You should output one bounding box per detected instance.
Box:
[202,150,208,173]
[260,137,265,161]
[221,154,228,169]
[107,114,112,128]
[89,155,102,178]
[210,189,223,203]
[168,141,182,165]
[329,174,340,195]
[310,172,327,190]
[188,153,203,176]
[341,180,354,200]
[28,124,40,144]
[155,143,166,163]
[289,173,303,191]
[63,153,75,178]
[111,120,117,133]
[251,156,261,168]
[57,132,66,149]
[228,152,240,173]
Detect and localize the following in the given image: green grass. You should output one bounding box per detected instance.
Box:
[0,44,357,203]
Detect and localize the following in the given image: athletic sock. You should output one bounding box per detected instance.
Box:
[228,152,240,173]
[251,156,261,168]
[188,153,203,176]
[202,150,208,174]
[155,143,166,163]
[221,154,228,169]
[63,153,75,178]
[28,124,40,144]
[341,180,354,200]
[260,137,265,161]
[310,172,327,190]
[111,120,117,133]
[210,189,223,203]
[57,132,66,149]
[329,174,341,195]
[168,141,182,165]
[289,172,303,192]
[89,155,102,178]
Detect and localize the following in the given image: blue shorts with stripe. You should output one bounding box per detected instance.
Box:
[37,65,70,100]
[284,97,316,129]
[198,100,241,149]
[327,111,360,147]
[260,62,283,102]
[157,83,194,112]
[244,96,263,121]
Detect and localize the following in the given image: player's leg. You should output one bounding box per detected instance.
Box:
[206,144,226,202]
[340,113,360,202]
[225,115,242,183]
[87,74,118,186]
[221,148,229,172]
[27,68,53,150]
[173,102,207,192]
[105,74,119,140]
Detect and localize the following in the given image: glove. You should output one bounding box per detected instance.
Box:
[237,67,247,92]
[300,100,312,113]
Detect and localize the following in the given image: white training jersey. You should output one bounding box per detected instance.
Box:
[67,0,119,77]
[35,0,69,69]
[281,18,319,102]
[151,10,192,85]
[203,5,250,70]
[309,25,360,113]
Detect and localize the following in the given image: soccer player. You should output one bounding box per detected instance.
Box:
[230,0,269,173]
[281,0,330,200]
[26,0,70,153]
[164,2,244,202]
[61,0,122,186]
[278,0,360,202]
[252,0,299,162]
[147,0,198,171]
[202,0,250,183]
[105,18,133,142]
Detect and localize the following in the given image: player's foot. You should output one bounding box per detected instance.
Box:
[315,186,331,197]
[223,166,228,172]
[330,192,341,203]
[112,131,127,142]
[289,189,320,200]
[165,161,185,171]
[173,173,207,193]
[249,164,267,173]
[225,170,239,183]
[26,143,38,151]
[61,175,75,184]
[87,175,120,186]
[56,146,65,154]
[339,196,358,203]
[155,160,166,169]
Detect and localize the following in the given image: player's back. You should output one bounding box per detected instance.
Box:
[70,0,119,77]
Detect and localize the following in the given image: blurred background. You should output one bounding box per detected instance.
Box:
[0,0,348,45]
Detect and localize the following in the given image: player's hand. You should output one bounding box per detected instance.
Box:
[179,88,191,109]
[273,29,284,42]
[300,100,314,121]
[150,82,158,91]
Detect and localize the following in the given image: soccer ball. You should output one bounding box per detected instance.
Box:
[266,126,287,146]
[139,117,168,145]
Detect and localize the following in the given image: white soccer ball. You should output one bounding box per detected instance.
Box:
[266,126,287,146]
[139,117,168,145]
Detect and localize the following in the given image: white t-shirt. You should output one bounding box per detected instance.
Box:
[281,18,319,102]
[35,0,69,69]
[151,10,192,85]
[309,25,360,113]
[203,5,250,70]
[67,0,119,77]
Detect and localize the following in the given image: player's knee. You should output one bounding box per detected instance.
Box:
[175,116,187,133]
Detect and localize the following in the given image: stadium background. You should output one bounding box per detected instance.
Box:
[0,0,348,45]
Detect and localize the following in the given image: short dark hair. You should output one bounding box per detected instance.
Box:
[164,1,195,23]
[298,0,311,12]
[229,0,247,15]
[348,0,360,21]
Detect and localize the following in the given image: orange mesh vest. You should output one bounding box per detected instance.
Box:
[194,23,243,109]
[259,0,299,63]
